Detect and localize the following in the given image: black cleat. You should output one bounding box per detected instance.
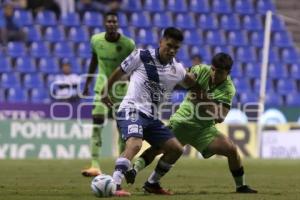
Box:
[236,185,258,193]
[124,169,137,184]
[143,181,174,195]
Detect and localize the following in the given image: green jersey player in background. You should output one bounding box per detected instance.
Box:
[126,53,257,193]
[81,12,135,177]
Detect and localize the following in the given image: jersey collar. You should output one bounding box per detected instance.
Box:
[155,48,173,66]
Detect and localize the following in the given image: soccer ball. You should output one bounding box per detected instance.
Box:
[91,174,116,197]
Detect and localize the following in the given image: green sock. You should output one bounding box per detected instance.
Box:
[133,157,146,172]
[90,126,102,169]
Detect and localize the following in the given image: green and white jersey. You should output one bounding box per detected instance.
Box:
[91,32,135,97]
[170,64,236,129]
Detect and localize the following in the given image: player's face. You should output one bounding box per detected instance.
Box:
[210,65,229,85]
[159,37,182,64]
[104,15,119,34]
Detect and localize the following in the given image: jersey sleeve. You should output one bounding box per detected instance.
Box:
[120,49,141,74]
[177,63,187,82]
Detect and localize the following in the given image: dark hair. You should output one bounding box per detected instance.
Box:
[191,54,202,61]
[104,12,118,19]
[211,53,233,71]
[162,27,184,42]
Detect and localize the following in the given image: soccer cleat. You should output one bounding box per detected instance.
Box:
[81,167,101,177]
[124,169,137,184]
[143,181,174,195]
[236,185,258,193]
[114,189,131,197]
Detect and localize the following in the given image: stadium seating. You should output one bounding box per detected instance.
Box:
[1,0,300,108]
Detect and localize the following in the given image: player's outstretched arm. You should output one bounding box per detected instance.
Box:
[83,52,98,96]
[179,72,197,89]
[101,66,126,107]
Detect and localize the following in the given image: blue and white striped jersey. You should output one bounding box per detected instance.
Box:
[118,48,186,117]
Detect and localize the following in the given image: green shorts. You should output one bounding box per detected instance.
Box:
[169,120,221,158]
[92,83,127,116]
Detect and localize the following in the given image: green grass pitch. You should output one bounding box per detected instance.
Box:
[0,158,299,200]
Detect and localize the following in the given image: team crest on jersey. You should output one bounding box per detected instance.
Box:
[170,66,176,74]
[116,45,122,52]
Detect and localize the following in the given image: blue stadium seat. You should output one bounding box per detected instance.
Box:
[30,41,51,58]
[244,62,261,78]
[0,88,5,102]
[152,13,173,28]
[257,47,280,62]
[171,90,187,104]
[280,48,299,63]
[53,42,74,58]
[290,63,300,79]
[68,59,82,74]
[136,28,157,45]
[212,45,233,55]
[239,92,259,103]
[265,92,283,106]
[68,27,89,43]
[23,74,44,89]
[15,57,37,73]
[212,0,232,14]
[184,30,202,45]
[91,27,104,35]
[268,62,288,79]
[119,27,134,38]
[177,45,189,61]
[271,15,286,31]
[23,26,42,42]
[130,12,151,28]
[219,14,241,30]
[204,30,226,45]
[233,78,250,92]
[189,45,211,63]
[198,14,218,30]
[189,0,210,14]
[0,57,13,73]
[1,73,21,89]
[167,0,188,13]
[60,12,80,27]
[242,14,263,30]
[77,42,92,59]
[122,0,142,11]
[256,0,276,14]
[44,26,65,42]
[7,88,28,103]
[250,31,264,47]
[82,11,103,27]
[31,88,50,103]
[253,78,274,93]
[235,47,257,62]
[13,10,33,26]
[272,31,293,47]
[39,57,60,74]
[144,0,165,12]
[234,0,254,14]
[175,13,195,29]
[7,42,27,57]
[286,93,300,106]
[276,78,297,94]
[118,13,128,27]
[227,31,248,46]
[36,11,57,26]
[231,62,243,78]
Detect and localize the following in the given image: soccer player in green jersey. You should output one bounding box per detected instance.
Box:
[81,12,135,177]
[125,53,257,193]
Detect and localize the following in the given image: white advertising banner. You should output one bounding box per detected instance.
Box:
[262,130,300,158]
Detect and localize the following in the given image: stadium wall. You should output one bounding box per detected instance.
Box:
[1,119,300,159]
